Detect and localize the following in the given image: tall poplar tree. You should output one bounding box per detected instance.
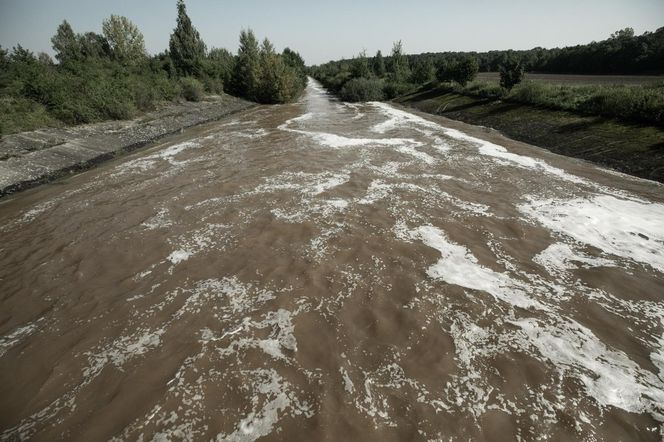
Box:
[230,29,260,100]
[169,0,206,76]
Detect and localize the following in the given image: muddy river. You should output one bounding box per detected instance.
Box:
[1,79,663,441]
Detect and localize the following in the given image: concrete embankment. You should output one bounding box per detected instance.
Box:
[0,94,255,197]
[396,88,664,183]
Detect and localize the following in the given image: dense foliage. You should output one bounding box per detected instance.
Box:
[0,0,306,135]
[309,27,664,125]
[499,56,524,91]
[431,80,664,126]
[409,27,664,75]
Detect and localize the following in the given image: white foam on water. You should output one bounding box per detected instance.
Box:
[279,108,419,149]
[83,328,165,378]
[16,198,60,224]
[395,144,437,165]
[180,277,275,318]
[113,140,202,176]
[236,128,268,139]
[218,368,314,442]
[308,174,349,196]
[142,208,173,230]
[340,366,355,393]
[513,317,664,416]
[520,195,664,273]
[533,243,616,277]
[303,131,410,149]
[167,249,192,265]
[217,309,298,361]
[400,221,664,422]
[475,138,586,184]
[408,225,544,310]
[371,101,586,184]
[369,101,442,134]
[0,322,39,357]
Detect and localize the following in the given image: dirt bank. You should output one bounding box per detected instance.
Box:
[0,94,256,197]
[396,88,664,182]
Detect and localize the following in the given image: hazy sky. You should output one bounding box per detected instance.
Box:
[1,0,662,65]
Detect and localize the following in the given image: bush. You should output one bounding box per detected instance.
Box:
[339,78,384,102]
[180,77,204,101]
[463,81,504,99]
[383,81,416,99]
[499,57,524,91]
[200,75,224,94]
[450,57,478,86]
[0,97,59,135]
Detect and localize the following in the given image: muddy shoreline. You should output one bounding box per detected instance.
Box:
[395,88,664,183]
[0,95,256,198]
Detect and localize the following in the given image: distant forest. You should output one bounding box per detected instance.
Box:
[409,27,664,75]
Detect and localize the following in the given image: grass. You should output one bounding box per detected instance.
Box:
[0,96,62,134]
[430,80,664,126]
[476,72,664,85]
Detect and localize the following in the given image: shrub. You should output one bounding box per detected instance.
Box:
[499,57,524,91]
[0,97,59,135]
[383,81,416,99]
[463,81,504,99]
[339,78,385,102]
[411,58,434,84]
[450,56,478,86]
[200,75,224,94]
[180,77,204,101]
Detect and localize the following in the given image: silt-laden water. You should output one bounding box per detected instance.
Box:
[1,79,664,441]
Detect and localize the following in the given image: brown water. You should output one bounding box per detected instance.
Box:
[1,79,664,441]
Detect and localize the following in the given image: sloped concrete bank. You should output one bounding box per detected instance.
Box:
[395,88,664,183]
[0,94,256,198]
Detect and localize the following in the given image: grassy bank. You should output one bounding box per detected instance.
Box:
[433,80,664,126]
[396,87,664,182]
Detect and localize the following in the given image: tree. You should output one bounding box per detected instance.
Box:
[388,40,409,82]
[372,50,386,77]
[37,52,54,65]
[230,29,260,99]
[10,45,36,64]
[0,46,8,70]
[282,47,307,89]
[411,57,434,84]
[206,47,235,85]
[51,20,81,63]
[169,0,206,76]
[79,32,111,59]
[102,15,146,63]
[435,60,452,82]
[350,50,371,79]
[611,27,635,40]
[450,56,478,86]
[498,55,524,91]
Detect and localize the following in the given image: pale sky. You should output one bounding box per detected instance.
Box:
[0,0,662,65]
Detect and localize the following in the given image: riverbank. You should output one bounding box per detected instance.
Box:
[0,94,255,197]
[395,88,664,182]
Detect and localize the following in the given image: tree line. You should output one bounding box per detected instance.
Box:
[0,0,307,134]
[309,27,664,102]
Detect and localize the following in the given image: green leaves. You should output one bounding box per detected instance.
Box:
[169,0,206,76]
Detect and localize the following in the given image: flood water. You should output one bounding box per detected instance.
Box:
[1,79,664,441]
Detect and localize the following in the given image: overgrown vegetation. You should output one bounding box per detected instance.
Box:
[0,0,307,135]
[426,80,664,126]
[309,27,663,125]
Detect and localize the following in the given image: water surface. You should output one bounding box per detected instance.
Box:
[1,79,663,441]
